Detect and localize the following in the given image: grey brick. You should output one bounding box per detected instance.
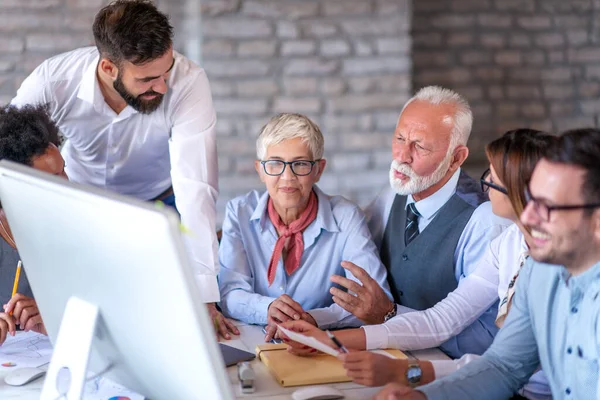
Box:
[456,86,485,101]
[273,97,322,114]
[472,104,492,117]
[507,86,541,99]
[320,40,351,57]
[283,78,318,95]
[300,21,338,38]
[241,1,319,19]
[376,0,411,15]
[203,60,270,78]
[374,111,401,131]
[237,40,277,57]
[323,1,372,16]
[3,0,62,8]
[585,66,600,79]
[494,0,535,11]
[321,78,347,95]
[339,132,390,150]
[568,48,600,63]
[579,82,600,98]
[495,51,522,66]
[432,15,476,29]
[413,52,452,67]
[375,38,411,55]
[451,0,493,11]
[488,86,505,100]
[550,103,575,116]
[534,33,565,48]
[547,50,566,63]
[328,94,408,113]
[0,37,24,53]
[0,60,16,73]
[341,17,408,36]
[276,21,299,39]
[214,98,269,116]
[521,104,546,118]
[495,103,518,118]
[555,116,596,132]
[480,33,506,48]
[25,34,92,52]
[209,80,235,97]
[203,19,272,38]
[330,153,371,172]
[200,0,241,16]
[553,15,591,29]
[580,100,600,115]
[323,115,373,131]
[566,30,589,46]
[348,77,377,93]
[516,16,552,30]
[412,33,443,48]
[416,68,471,84]
[354,40,374,56]
[543,84,574,100]
[237,80,279,97]
[523,51,545,65]
[509,34,531,48]
[541,68,572,82]
[203,39,235,57]
[477,14,512,28]
[281,40,316,57]
[342,57,410,76]
[461,51,492,65]
[284,59,339,76]
[474,67,504,81]
[0,13,63,31]
[447,33,474,47]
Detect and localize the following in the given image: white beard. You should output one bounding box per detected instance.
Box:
[389,151,453,196]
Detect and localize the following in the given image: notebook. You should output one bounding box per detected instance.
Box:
[256,343,407,387]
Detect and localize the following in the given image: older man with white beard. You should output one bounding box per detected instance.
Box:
[327,86,510,359]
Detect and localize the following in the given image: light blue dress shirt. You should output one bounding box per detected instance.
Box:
[418,258,600,399]
[218,186,392,329]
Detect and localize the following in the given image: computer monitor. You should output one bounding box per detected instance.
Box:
[0,160,234,400]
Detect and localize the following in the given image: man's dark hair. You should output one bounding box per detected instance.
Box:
[547,128,600,204]
[92,0,173,66]
[0,104,62,166]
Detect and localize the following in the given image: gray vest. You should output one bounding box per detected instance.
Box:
[381,172,485,310]
[0,236,33,305]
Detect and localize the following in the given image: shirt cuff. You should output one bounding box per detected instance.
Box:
[253,296,277,325]
[195,274,220,303]
[431,360,460,379]
[361,324,390,350]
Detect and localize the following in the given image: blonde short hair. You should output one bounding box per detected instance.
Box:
[256,113,324,160]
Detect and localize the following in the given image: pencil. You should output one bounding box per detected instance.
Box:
[9,261,22,316]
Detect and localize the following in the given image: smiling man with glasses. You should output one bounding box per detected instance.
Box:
[389,128,600,400]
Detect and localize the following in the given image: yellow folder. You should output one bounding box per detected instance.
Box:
[255,343,407,387]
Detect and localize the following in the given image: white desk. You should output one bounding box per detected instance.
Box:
[0,324,449,399]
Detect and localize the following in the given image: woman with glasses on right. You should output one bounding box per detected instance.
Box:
[217,113,391,338]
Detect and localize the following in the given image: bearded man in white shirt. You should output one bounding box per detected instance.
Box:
[11,0,237,338]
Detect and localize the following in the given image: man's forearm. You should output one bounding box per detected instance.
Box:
[336,328,367,350]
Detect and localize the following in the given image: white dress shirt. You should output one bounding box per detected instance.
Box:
[12,47,220,302]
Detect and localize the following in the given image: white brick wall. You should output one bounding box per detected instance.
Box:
[0,0,411,225]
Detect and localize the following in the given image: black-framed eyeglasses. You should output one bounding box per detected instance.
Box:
[260,160,319,176]
[524,186,600,222]
[480,168,508,195]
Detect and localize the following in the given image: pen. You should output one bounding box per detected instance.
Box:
[9,261,22,316]
[326,330,349,353]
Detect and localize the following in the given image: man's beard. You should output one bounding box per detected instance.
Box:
[113,73,164,114]
[389,150,454,196]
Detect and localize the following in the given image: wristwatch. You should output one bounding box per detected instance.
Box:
[383,302,397,322]
[405,362,422,388]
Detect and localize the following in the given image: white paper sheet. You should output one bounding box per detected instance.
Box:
[0,331,52,368]
[277,325,340,357]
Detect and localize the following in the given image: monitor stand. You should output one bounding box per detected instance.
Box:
[41,296,98,400]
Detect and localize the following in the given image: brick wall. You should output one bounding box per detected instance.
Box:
[201,0,412,218]
[413,0,600,168]
[0,0,412,223]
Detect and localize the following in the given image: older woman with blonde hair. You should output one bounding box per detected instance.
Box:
[218,113,391,339]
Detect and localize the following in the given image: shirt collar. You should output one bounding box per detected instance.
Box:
[559,260,600,291]
[250,185,339,234]
[77,55,102,109]
[76,54,138,119]
[406,168,461,221]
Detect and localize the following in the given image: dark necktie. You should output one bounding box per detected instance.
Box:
[404,202,421,246]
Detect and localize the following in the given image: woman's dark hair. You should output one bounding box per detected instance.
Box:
[485,129,557,219]
[0,104,62,166]
[546,128,600,205]
[92,0,173,66]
